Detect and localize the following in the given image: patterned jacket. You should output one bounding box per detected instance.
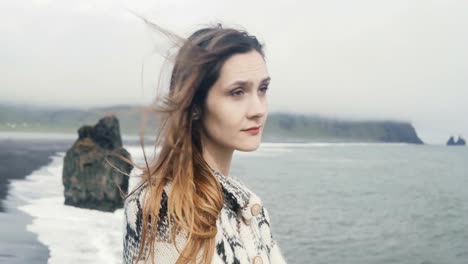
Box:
[123,167,288,264]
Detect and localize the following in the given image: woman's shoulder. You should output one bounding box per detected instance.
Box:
[123,181,172,239]
[124,182,149,212]
[124,180,173,209]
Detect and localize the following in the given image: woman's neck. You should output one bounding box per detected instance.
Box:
[202,142,233,177]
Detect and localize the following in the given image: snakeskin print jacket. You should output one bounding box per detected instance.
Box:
[123,167,288,264]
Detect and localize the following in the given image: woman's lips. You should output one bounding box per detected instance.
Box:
[242,126,261,135]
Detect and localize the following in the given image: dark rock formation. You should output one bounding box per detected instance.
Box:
[458,137,467,145]
[447,136,466,146]
[62,115,132,212]
[447,136,456,145]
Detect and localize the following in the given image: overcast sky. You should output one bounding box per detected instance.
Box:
[1,0,467,143]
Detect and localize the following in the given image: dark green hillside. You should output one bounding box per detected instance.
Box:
[263,112,423,144]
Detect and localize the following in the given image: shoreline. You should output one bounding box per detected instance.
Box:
[0,138,73,264]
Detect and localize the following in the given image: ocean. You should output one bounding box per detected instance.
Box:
[4,142,468,264]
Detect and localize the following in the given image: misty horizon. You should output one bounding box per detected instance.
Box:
[2,0,467,144]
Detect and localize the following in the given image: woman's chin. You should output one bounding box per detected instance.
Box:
[236,140,261,152]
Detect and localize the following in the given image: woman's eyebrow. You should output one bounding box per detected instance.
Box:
[261,77,271,83]
[227,77,271,87]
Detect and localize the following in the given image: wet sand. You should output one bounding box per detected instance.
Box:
[0,138,73,264]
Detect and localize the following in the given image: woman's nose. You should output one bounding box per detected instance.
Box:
[247,93,267,119]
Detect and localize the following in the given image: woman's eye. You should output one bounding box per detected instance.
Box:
[259,86,269,94]
[231,89,244,96]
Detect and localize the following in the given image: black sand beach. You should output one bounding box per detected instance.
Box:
[0,138,73,264]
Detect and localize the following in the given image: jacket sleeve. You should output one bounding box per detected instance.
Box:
[262,207,288,264]
[123,184,189,264]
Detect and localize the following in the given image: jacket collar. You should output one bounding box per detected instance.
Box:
[209,167,263,222]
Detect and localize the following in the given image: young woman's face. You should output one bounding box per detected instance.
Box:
[201,50,270,152]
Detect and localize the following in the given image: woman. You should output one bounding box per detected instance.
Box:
[122,22,287,264]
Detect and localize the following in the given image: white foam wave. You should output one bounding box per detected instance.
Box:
[9,151,143,264]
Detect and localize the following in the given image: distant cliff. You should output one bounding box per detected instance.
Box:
[0,104,156,135]
[0,104,424,144]
[262,112,424,144]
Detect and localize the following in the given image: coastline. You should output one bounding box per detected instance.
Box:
[0,138,73,264]
[0,133,463,263]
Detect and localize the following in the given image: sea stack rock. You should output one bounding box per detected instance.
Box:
[62,115,132,212]
[458,137,467,145]
[447,136,466,146]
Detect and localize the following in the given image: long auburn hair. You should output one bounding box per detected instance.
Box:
[114,16,266,264]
